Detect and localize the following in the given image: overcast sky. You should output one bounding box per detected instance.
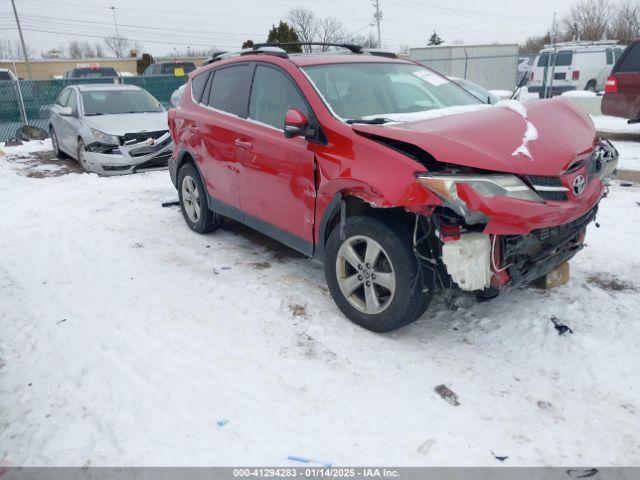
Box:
[0,0,613,57]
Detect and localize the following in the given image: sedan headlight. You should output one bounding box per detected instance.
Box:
[417,173,543,205]
[89,128,120,146]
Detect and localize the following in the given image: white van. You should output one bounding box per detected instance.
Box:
[528,41,625,97]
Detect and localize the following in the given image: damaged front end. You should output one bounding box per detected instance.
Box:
[84,130,173,176]
[411,139,617,296]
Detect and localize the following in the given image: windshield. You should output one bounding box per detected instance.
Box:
[451,78,498,104]
[302,62,479,122]
[72,67,118,78]
[81,89,164,115]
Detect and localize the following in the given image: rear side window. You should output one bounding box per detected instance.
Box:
[554,51,573,67]
[606,48,613,65]
[191,72,210,103]
[207,64,252,116]
[617,43,640,73]
[537,52,550,67]
[248,65,308,130]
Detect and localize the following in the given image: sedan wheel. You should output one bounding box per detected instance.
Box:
[77,140,89,172]
[336,235,396,314]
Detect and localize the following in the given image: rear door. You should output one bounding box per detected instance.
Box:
[196,63,253,212]
[602,42,640,119]
[234,63,316,253]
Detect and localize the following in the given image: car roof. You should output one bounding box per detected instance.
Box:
[74,83,141,92]
[283,54,411,67]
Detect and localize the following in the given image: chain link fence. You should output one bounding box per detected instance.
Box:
[0,75,188,142]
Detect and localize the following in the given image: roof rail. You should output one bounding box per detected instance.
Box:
[253,42,363,54]
[542,40,620,49]
[204,45,288,64]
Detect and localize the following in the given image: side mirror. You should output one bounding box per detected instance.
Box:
[284,108,308,138]
[59,106,73,116]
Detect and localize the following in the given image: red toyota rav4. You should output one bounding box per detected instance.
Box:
[168,43,618,332]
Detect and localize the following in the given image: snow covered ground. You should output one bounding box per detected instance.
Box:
[1,140,640,467]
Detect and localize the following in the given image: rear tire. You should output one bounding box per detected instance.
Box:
[178,163,223,234]
[324,215,432,332]
[50,127,67,159]
[585,80,597,92]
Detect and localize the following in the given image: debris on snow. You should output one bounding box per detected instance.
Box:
[216,419,229,428]
[289,303,308,318]
[550,316,574,335]
[161,201,180,208]
[417,438,436,456]
[56,318,67,325]
[491,452,508,462]
[434,384,460,406]
[567,468,599,478]
[287,455,331,467]
[587,274,637,292]
[537,400,553,410]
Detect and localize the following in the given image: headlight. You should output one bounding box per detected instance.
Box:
[89,128,120,145]
[417,173,543,204]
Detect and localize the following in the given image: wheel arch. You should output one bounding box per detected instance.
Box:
[314,191,414,262]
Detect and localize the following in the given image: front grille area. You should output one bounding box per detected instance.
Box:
[502,206,597,286]
[527,175,568,202]
[121,130,168,145]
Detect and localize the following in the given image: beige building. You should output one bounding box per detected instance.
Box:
[0,57,207,80]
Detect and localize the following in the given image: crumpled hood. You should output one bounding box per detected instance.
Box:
[352,98,596,176]
[84,112,169,136]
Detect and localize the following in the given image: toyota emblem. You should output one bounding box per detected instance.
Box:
[573,175,586,196]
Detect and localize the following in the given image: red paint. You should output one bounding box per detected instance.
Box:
[169,53,606,283]
[602,40,640,119]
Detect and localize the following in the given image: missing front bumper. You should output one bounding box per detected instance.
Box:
[84,132,173,175]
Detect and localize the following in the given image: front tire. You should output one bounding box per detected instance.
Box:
[77,139,89,172]
[177,163,223,233]
[325,215,432,332]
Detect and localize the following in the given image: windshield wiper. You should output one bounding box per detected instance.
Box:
[346,117,392,125]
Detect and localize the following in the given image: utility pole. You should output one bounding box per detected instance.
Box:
[10,0,32,80]
[372,0,382,49]
[110,6,120,36]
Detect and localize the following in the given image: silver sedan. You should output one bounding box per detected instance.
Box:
[48,84,172,175]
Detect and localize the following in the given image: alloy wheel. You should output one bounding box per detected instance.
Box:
[181,175,201,223]
[335,235,396,314]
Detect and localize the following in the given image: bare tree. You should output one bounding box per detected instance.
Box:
[561,0,611,41]
[288,6,318,52]
[608,0,640,43]
[67,40,83,59]
[94,42,105,58]
[105,34,130,58]
[316,17,346,50]
[0,39,34,60]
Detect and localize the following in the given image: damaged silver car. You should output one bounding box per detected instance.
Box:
[49,84,172,175]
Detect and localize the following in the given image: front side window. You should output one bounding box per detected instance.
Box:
[302,62,479,122]
[81,89,164,116]
[249,65,308,129]
[537,52,550,67]
[207,64,252,116]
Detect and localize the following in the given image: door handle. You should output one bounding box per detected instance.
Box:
[234,139,252,149]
